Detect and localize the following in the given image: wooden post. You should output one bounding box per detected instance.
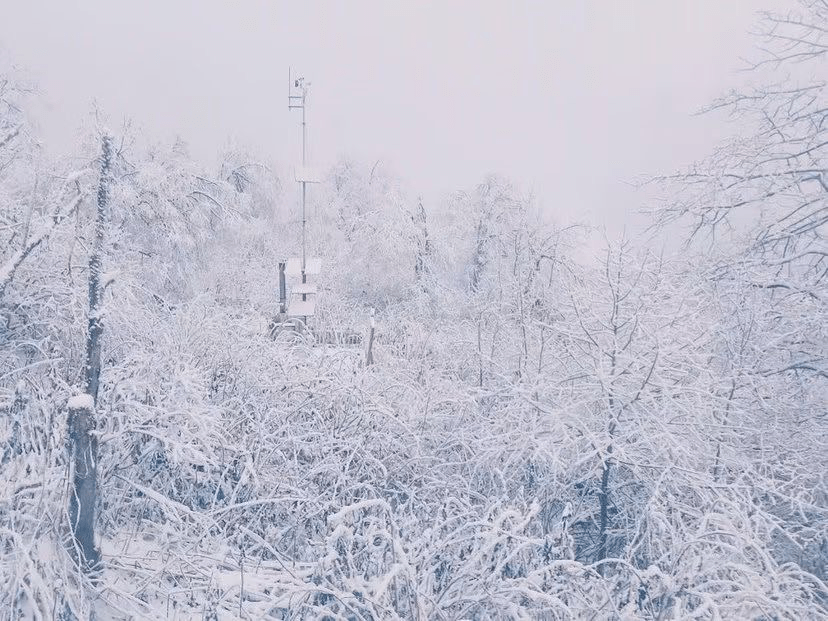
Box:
[477,315,484,388]
[365,308,375,366]
[278,261,286,316]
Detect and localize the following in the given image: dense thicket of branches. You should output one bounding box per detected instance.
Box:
[1,2,827,619]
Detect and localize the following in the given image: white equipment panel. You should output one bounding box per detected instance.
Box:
[287,299,317,317]
[294,166,322,183]
[291,283,318,295]
[286,257,321,276]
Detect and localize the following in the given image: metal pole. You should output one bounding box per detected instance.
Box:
[301,88,307,288]
[289,74,310,299]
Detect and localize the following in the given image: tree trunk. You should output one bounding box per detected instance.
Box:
[85,135,113,402]
[597,449,612,565]
[598,349,618,569]
[414,200,431,283]
[68,134,113,571]
[68,397,99,570]
[470,218,487,293]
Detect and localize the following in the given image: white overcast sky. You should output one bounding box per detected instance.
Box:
[1,0,788,237]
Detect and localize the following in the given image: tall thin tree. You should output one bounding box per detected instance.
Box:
[68,134,113,571]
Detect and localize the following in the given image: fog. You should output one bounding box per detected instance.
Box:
[2,0,785,234]
[3,3,827,618]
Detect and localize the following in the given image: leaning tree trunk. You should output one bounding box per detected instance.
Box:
[68,134,113,571]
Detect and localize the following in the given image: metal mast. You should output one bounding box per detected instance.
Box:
[288,71,309,284]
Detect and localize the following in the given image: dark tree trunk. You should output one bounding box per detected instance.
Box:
[68,398,100,570]
[598,450,612,565]
[68,134,113,572]
[597,368,620,573]
[598,351,618,569]
[85,135,113,402]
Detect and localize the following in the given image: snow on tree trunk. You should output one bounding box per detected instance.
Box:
[85,135,113,403]
[413,199,431,282]
[68,396,99,570]
[68,134,113,572]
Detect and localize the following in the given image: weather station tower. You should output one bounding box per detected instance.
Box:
[280,70,321,327]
